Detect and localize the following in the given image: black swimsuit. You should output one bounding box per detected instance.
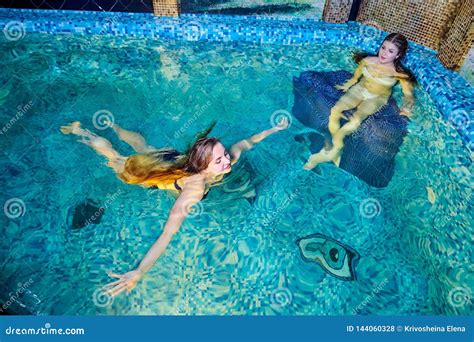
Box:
[174,179,183,191]
[177,180,210,200]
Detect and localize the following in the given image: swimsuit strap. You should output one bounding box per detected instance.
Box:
[173,178,210,200]
[174,179,183,191]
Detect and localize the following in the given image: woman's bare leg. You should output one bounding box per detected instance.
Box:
[304,97,386,170]
[304,91,363,169]
[111,124,155,154]
[60,122,126,173]
[304,115,364,169]
[326,115,364,166]
[328,89,363,139]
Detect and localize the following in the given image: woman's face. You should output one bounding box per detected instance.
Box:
[205,142,232,175]
[378,41,400,65]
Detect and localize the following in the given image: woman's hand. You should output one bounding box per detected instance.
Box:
[103,269,143,297]
[230,116,290,163]
[400,108,411,117]
[274,117,289,131]
[335,83,351,92]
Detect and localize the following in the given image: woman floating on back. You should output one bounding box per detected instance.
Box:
[60,117,288,296]
[304,33,415,170]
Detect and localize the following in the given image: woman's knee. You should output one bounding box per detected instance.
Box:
[329,106,343,117]
[346,116,363,129]
[92,136,113,149]
[333,118,361,143]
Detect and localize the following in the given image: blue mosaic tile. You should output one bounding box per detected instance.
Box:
[0,8,472,148]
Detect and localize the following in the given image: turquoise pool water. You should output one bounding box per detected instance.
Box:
[0,32,472,315]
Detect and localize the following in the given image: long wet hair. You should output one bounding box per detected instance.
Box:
[354,33,416,83]
[118,122,219,188]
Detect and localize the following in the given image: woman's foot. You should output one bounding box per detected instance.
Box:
[61,121,97,146]
[304,151,327,170]
[304,146,340,170]
[60,121,125,172]
[60,121,81,135]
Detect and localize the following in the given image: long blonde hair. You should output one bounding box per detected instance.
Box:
[118,123,219,188]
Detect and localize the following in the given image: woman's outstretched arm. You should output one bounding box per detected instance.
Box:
[103,185,204,297]
[229,117,289,163]
[398,78,415,117]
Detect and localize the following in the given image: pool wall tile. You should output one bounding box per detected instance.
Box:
[0,8,472,149]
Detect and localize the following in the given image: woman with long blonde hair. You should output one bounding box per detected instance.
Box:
[60,117,288,296]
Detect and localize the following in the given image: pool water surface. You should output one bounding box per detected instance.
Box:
[0,31,472,315]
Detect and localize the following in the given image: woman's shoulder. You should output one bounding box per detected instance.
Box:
[181,174,206,191]
[361,56,384,66]
[364,56,378,63]
[367,60,399,75]
[394,70,412,79]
